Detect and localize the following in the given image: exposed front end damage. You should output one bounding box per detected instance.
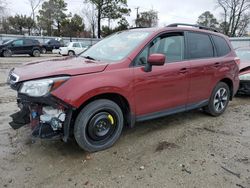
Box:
[9,93,73,141]
[238,69,250,95]
[8,68,74,142]
[238,81,250,95]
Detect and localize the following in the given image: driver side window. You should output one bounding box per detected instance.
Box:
[12,40,24,47]
[134,33,184,66]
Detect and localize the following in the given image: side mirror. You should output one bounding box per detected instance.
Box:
[144,54,166,72]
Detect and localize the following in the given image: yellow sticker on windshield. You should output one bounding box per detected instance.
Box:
[108,114,114,125]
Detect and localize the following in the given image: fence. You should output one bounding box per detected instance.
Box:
[0,34,100,46]
[1,34,249,49]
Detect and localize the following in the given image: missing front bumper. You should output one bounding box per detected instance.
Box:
[9,93,74,141]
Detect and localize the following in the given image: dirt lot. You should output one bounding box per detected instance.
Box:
[0,55,250,188]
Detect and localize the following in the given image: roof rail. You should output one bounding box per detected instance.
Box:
[167,23,219,33]
[129,26,148,30]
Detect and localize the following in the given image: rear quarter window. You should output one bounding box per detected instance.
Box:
[187,32,214,59]
[212,35,231,57]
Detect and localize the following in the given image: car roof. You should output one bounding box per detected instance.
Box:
[128,26,227,38]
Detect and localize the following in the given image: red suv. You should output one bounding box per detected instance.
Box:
[8,24,239,152]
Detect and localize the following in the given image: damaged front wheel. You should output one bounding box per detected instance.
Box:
[74,99,124,152]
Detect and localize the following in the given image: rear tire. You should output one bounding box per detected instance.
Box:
[68,51,75,56]
[32,49,41,57]
[205,82,230,116]
[74,99,124,152]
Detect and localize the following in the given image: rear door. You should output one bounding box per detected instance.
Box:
[23,39,34,54]
[186,32,218,105]
[133,32,190,117]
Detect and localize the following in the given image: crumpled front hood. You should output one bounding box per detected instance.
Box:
[12,57,108,82]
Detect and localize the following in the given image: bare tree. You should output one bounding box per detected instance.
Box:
[0,0,7,18]
[27,0,43,21]
[217,0,250,36]
[82,2,97,38]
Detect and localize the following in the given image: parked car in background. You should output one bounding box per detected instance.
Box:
[59,42,89,56]
[1,39,11,44]
[41,38,64,54]
[8,24,239,152]
[0,38,41,57]
[235,47,250,95]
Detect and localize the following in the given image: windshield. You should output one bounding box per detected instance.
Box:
[80,31,151,62]
[236,49,250,61]
[3,40,13,44]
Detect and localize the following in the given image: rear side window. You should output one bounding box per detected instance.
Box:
[33,40,40,45]
[73,43,80,48]
[212,35,231,56]
[187,32,214,59]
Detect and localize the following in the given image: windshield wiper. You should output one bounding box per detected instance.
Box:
[83,55,96,61]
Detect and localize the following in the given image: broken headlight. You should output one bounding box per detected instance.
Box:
[239,73,250,81]
[19,76,69,97]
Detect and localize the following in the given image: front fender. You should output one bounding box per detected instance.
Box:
[51,68,135,112]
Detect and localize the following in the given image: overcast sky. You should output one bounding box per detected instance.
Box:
[5,0,222,27]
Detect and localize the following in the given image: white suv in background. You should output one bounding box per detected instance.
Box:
[59,42,89,56]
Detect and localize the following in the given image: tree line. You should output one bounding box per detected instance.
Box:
[0,0,249,38]
[0,0,158,38]
[197,0,250,37]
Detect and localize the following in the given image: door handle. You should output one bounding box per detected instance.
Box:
[213,62,221,68]
[179,68,188,74]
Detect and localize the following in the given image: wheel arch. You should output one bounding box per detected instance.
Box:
[219,78,233,100]
[72,93,134,129]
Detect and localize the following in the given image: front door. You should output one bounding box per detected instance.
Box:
[133,32,190,117]
[9,39,24,54]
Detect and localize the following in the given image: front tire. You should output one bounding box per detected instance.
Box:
[205,82,230,116]
[74,99,124,152]
[41,48,47,54]
[3,50,12,57]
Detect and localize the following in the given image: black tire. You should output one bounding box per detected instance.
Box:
[3,50,12,57]
[74,99,124,152]
[205,82,230,116]
[41,48,47,54]
[68,51,75,56]
[32,49,41,57]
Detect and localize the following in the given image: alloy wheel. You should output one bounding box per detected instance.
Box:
[213,88,228,112]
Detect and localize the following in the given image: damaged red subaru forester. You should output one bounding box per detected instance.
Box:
[7,24,240,152]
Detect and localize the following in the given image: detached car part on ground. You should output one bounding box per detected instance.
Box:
[235,47,250,95]
[7,24,240,152]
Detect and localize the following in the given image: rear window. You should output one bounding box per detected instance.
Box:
[187,32,214,59]
[24,39,33,45]
[212,35,231,56]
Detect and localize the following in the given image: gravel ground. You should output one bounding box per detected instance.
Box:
[0,55,250,188]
